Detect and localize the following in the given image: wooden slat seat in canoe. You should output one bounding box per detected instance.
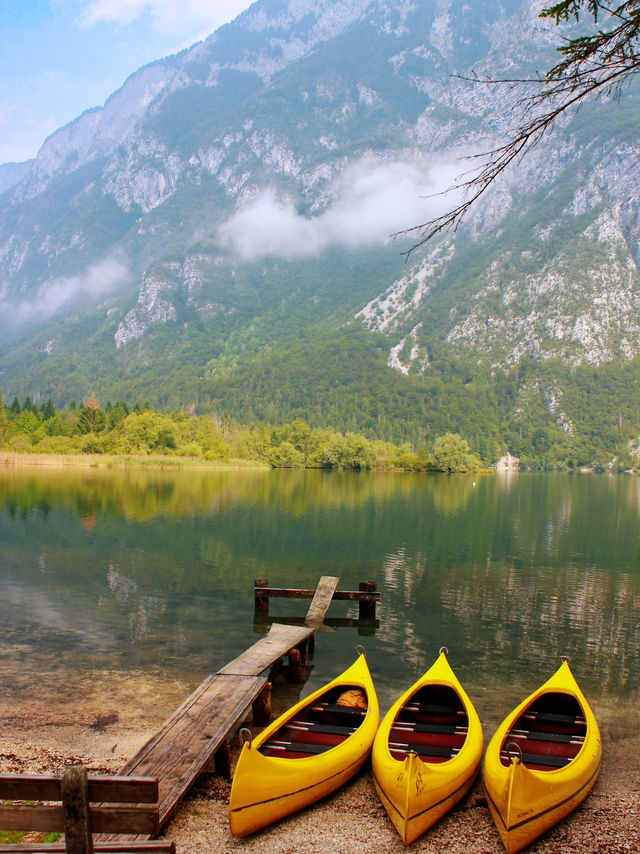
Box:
[261,740,334,756]
[500,750,571,769]
[389,742,461,760]
[392,721,468,736]
[404,702,466,717]
[287,720,359,736]
[308,702,367,717]
[523,710,586,726]
[510,728,586,745]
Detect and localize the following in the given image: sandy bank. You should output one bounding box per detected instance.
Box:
[0,672,637,854]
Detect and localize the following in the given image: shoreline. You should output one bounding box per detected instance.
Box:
[0,450,269,471]
[1,684,637,854]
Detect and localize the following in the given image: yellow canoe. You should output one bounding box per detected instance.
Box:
[483,659,601,854]
[372,649,483,844]
[229,652,379,836]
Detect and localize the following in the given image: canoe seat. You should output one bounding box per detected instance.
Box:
[262,739,332,756]
[523,711,586,726]
[288,720,357,736]
[390,741,459,759]
[511,728,585,745]
[310,703,367,717]
[405,702,464,716]
[501,750,571,768]
[393,721,468,736]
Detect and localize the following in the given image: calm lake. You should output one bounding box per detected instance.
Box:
[1,465,639,742]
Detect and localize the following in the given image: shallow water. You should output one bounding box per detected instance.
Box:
[0,466,638,741]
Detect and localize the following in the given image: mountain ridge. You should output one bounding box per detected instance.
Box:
[1,0,640,466]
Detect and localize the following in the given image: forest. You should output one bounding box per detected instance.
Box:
[0,391,481,473]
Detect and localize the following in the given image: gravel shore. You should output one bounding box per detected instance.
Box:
[0,666,637,854]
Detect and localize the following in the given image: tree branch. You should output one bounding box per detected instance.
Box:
[400,0,640,256]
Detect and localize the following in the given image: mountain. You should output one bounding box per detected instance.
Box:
[1,0,640,466]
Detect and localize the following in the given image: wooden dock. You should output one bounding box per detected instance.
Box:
[100,575,378,841]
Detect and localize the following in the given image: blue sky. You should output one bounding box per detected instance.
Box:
[0,0,255,165]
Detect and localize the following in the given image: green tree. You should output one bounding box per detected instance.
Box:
[108,403,129,430]
[108,411,177,455]
[9,397,21,415]
[40,399,56,420]
[432,433,481,473]
[78,394,106,434]
[14,409,41,435]
[0,390,9,444]
[268,441,305,468]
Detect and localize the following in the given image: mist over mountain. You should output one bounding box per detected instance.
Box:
[2,0,640,464]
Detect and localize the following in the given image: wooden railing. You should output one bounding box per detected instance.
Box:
[254,578,380,620]
[0,765,174,854]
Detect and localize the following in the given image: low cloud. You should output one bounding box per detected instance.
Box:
[4,255,130,327]
[80,0,252,39]
[217,156,466,261]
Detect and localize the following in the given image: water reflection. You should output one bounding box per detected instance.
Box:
[0,467,638,730]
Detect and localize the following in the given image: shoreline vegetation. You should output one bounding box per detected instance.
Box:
[0,451,270,470]
[0,393,482,473]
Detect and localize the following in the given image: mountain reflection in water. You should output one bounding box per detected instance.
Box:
[0,467,638,734]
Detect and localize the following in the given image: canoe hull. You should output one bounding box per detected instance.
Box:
[229,654,379,837]
[372,651,483,844]
[483,661,601,854]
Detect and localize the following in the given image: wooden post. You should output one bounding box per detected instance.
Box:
[288,648,303,682]
[254,578,269,612]
[214,742,231,779]
[253,682,272,726]
[358,581,377,620]
[61,764,93,854]
[297,639,309,667]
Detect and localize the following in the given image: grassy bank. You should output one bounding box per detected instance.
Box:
[0,451,269,471]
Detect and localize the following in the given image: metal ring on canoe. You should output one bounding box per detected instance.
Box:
[506,741,522,763]
[561,654,571,664]
[239,727,252,747]
[355,644,366,657]
[439,646,449,656]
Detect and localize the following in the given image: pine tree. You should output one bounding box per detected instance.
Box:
[78,394,106,434]
[41,399,56,420]
[0,389,9,443]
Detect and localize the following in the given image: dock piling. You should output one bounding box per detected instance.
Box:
[358,581,377,620]
[252,682,272,726]
[254,578,270,612]
[213,743,231,779]
[96,575,381,844]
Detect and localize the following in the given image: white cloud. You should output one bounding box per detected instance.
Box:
[218,156,465,261]
[80,0,253,39]
[0,94,61,165]
[5,255,130,325]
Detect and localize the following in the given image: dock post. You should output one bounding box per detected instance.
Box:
[61,764,93,854]
[253,682,272,726]
[358,581,377,619]
[214,742,232,779]
[254,578,269,612]
[288,648,304,682]
[298,639,310,667]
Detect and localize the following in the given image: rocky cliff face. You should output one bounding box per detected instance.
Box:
[1,0,640,454]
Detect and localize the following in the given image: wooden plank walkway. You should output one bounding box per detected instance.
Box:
[217,623,314,676]
[115,675,268,828]
[100,576,340,840]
